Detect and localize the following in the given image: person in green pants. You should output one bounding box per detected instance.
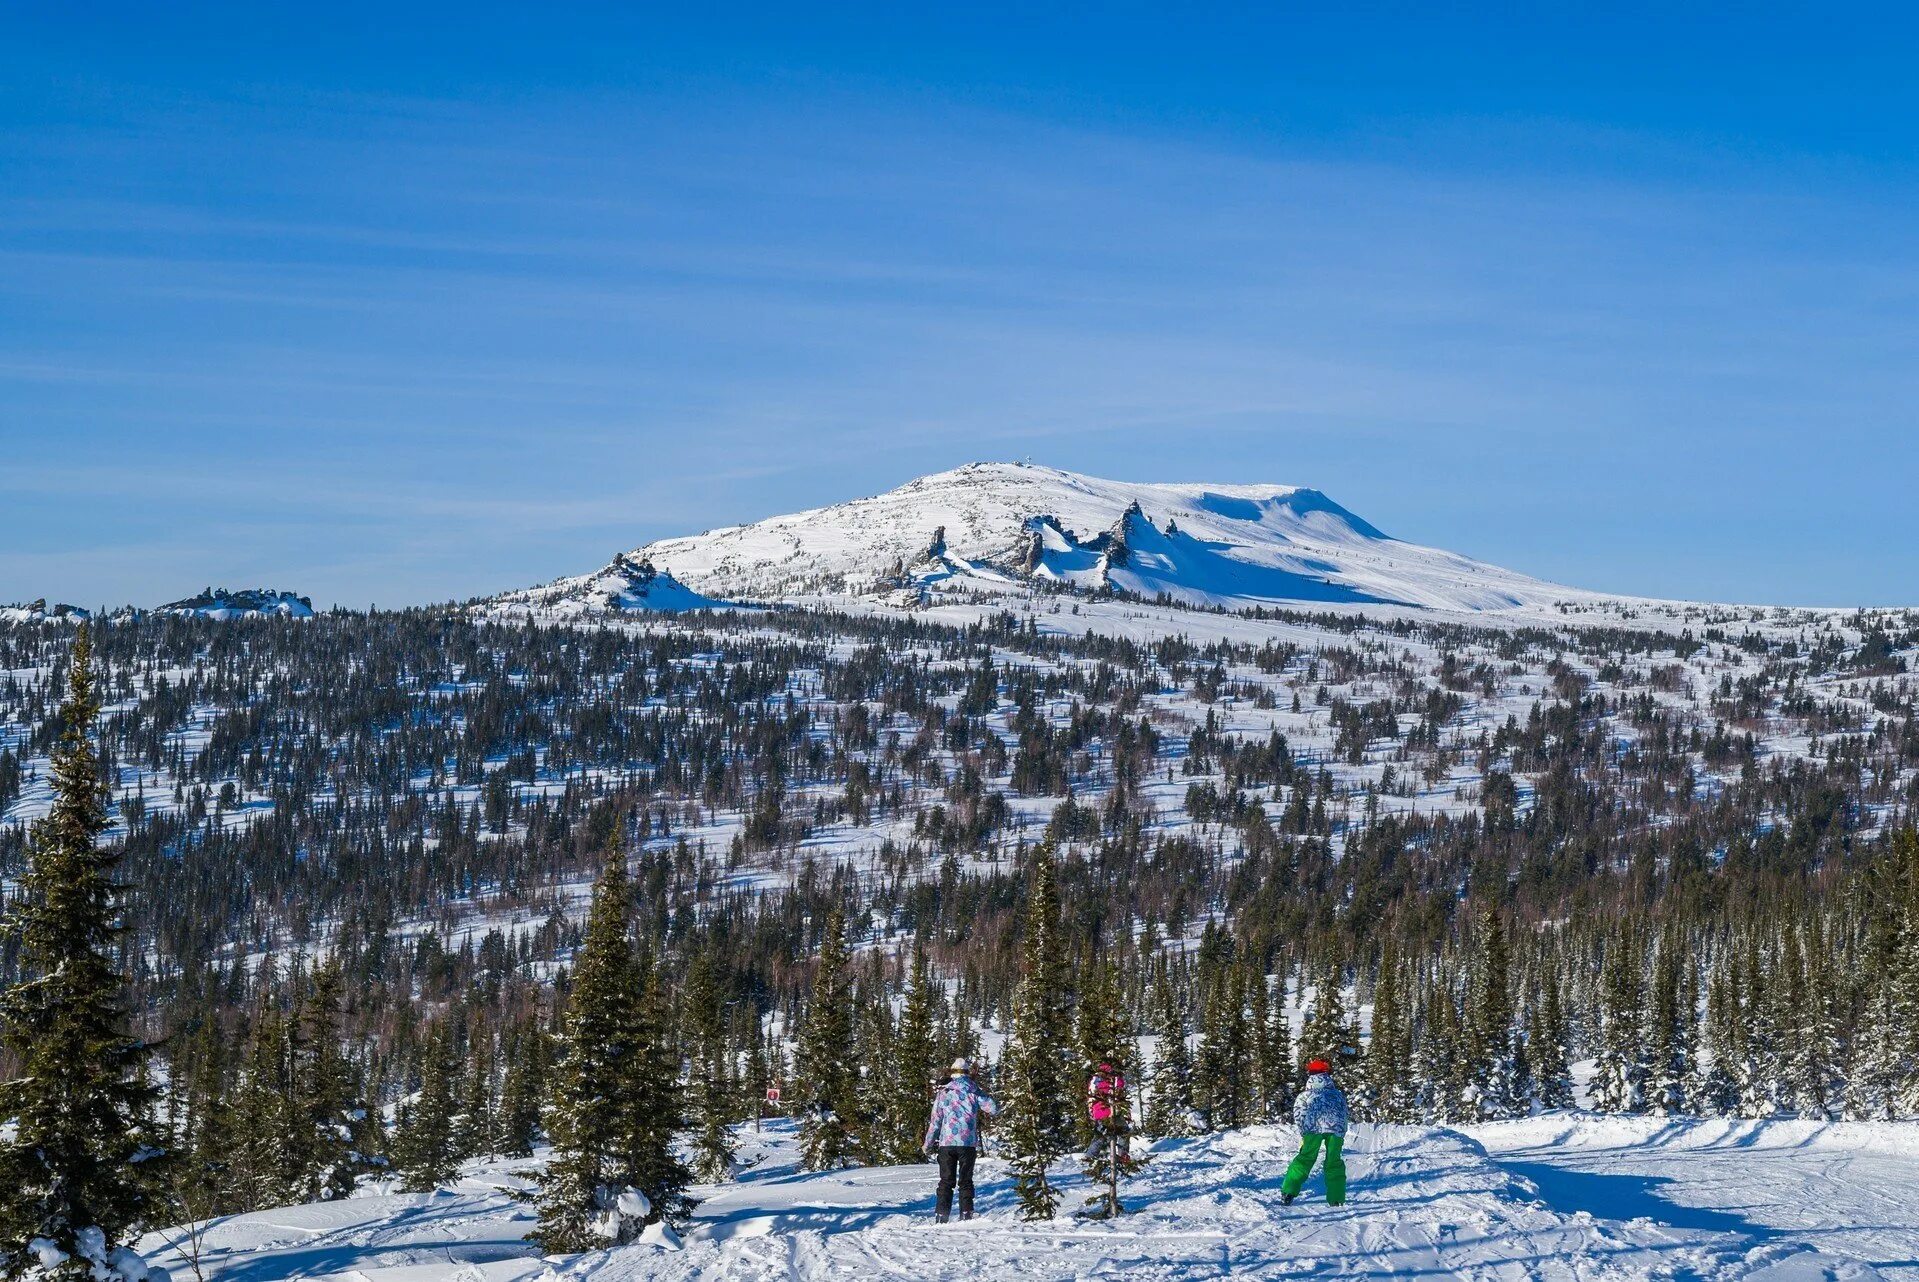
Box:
[1280,1058,1348,1206]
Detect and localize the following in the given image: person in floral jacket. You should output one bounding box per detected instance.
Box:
[922,1058,999,1222]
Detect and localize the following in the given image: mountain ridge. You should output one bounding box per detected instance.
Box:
[490,461,1604,617]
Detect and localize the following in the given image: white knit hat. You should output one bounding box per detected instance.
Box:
[950,1057,971,1074]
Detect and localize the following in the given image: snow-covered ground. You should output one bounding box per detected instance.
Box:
[136,1116,1918,1281]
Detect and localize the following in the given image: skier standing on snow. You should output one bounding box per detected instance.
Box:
[1280,1058,1348,1207]
[1086,1061,1127,1160]
[923,1057,999,1223]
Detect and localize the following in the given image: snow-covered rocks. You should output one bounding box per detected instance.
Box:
[489,553,732,617]
[0,599,90,624]
[155,588,315,619]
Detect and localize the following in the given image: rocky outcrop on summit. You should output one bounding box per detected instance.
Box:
[487,553,729,617]
[0,599,90,624]
[157,589,315,619]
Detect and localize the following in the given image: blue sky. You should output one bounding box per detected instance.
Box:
[4,5,1917,608]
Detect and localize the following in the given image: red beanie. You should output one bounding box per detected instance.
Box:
[1307,1058,1332,1074]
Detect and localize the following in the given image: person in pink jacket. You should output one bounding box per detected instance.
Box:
[1087,1062,1128,1159]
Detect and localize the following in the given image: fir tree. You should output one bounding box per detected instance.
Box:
[301,963,365,1199]
[999,840,1074,1219]
[683,951,737,1182]
[1194,967,1251,1129]
[454,1032,498,1160]
[0,625,165,1277]
[1693,956,1743,1117]
[1143,966,1196,1138]
[631,958,691,1216]
[1646,935,1691,1117]
[1529,955,1575,1111]
[496,1020,547,1158]
[1250,970,1292,1122]
[1367,939,1415,1123]
[394,1026,461,1191]
[889,947,941,1163]
[1464,911,1519,1120]
[1298,959,1352,1073]
[1780,924,1840,1120]
[1846,887,1899,1119]
[1736,934,1781,1117]
[230,1006,304,1210]
[531,847,691,1250]
[1590,928,1647,1113]
[1075,955,1144,1218]
[795,905,860,1170]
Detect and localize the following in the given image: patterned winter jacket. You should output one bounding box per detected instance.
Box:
[1294,1072,1349,1136]
[924,1075,999,1149]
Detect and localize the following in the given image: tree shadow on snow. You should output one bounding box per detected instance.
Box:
[1497,1160,1768,1239]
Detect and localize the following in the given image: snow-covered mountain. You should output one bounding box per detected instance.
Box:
[155,588,315,619]
[501,462,1596,616]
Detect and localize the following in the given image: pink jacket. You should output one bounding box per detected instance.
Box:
[1088,1071,1124,1123]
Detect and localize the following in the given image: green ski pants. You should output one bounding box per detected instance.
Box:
[1280,1132,1346,1205]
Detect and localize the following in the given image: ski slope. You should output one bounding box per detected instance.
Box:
[133,1117,1916,1281]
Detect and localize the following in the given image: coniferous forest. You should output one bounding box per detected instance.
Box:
[1,599,1918,1265]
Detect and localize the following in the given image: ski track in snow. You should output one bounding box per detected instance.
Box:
[133,1117,1919,1281]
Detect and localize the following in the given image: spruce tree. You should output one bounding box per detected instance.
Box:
[683,951,737,1182]
[496,1020,547,1158]
[301,963,365,1199]
[1143,966,1196,1138]
[230,1006,303,1210]
[889,947,941,1163]
[1298,959,1352,1073]
[1590,928,1647,1113]
[1529,956,1575,1111]
[1646,935,1690,1117]
[0,625,165,1277]
[1465,911,1520,1119]
[795,906,860,1170]
[531,848,691,1250]
[1366,940,1415,1123]
[395,1025,461,1191]
[999,840,1074,1219]
[1737,934,1781,1117]
[1074,955,1143,1218]
[1694,958,1743,1117]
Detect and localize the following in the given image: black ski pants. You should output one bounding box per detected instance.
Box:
[935,1145,978,1219]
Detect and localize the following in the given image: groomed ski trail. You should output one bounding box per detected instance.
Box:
[135,1119,1914,1281]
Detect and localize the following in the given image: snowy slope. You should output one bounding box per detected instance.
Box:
[498,463,1609,617]
[155,587,316,619]
[133,1118,1909,1282]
